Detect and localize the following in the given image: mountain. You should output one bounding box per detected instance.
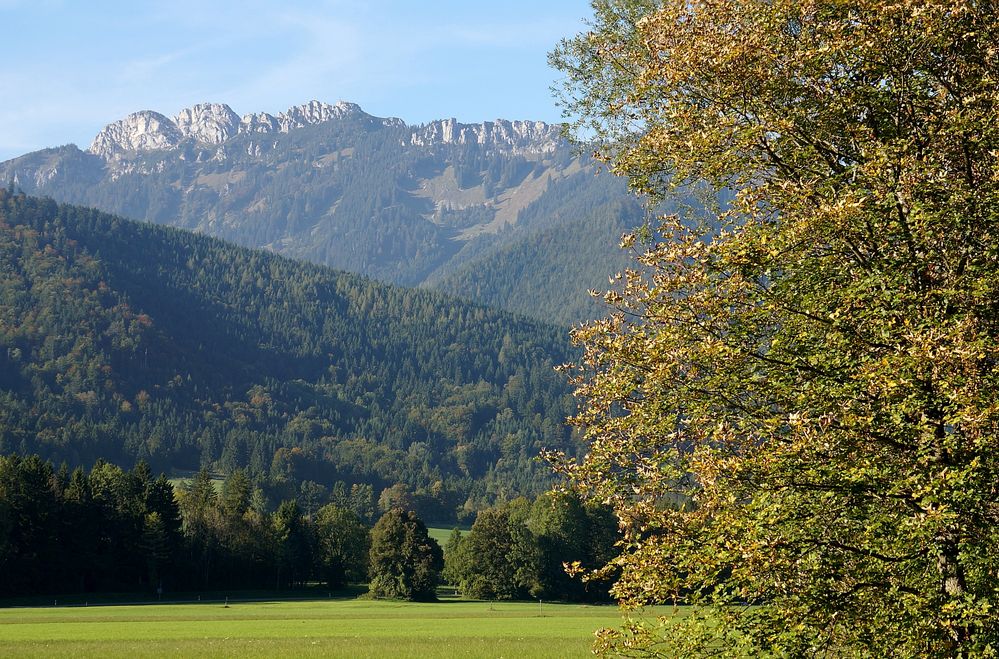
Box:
[0,100,642,324]
[0,190,577,519]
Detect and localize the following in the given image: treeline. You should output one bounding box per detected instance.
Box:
[0,191,576,519]
[0,454,363,596]
[0,454,617,602]
[443,493,618,602]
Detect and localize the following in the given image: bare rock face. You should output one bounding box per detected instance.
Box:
[85,100,559,161]
[411,118,561,154]
[87,101,368,160]
[174,103,241,145]
[239,112,280,134]
[88,111,183,160]
[276,100,362,132]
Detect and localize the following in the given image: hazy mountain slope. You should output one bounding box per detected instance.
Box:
[433,171,644,324]
[0,101,642,322]
[0,190,576,516]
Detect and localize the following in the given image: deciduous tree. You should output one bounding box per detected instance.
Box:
[368,508,442,601]
[454,504,527,600]
[314,503,369,589]
[552,0,999,655]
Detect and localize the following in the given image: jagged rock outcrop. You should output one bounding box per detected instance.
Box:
[411,118,561,154]
[277,100,362,131]
[85,100,558,161]
[174,103,241,145]
[87,100,372,160]
[239,111,280,134]
[89,111,183,160]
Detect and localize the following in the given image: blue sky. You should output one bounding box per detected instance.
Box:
[0,0,592,161]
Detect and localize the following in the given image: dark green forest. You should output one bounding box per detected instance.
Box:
[0,190,578,522]
[0,454,616,602]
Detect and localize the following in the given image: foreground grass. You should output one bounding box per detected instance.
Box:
[0,598,643,658]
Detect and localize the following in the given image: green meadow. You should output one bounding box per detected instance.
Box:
[0,598,646,658]
[427,526,469,547]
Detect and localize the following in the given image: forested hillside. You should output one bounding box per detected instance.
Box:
[0,190,576,520]
[0,102,644,324]
[433,174,646,323]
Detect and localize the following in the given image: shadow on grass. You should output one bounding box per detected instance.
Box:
[0,584,368,609]
[3,584,619,610]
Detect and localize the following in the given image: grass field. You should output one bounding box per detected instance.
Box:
[426,525,469,547]
[0,597,643,658]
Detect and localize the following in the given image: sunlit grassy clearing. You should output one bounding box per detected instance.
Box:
[0,598,650,658]
[426,525,469,547]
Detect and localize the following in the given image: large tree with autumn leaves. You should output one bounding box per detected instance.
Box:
[551,0,999,655]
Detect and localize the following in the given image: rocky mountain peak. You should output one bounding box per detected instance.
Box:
[87,100,374,160]
[278,100,363,131]
[84,100,559,162]
[88,110,183,160]
[411,118,562,154]
[173,103,240,145]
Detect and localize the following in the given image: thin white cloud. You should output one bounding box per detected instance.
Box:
[219,11,365,110]
[118,47,201,84]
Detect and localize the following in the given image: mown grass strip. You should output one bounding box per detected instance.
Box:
[0,598,650,658]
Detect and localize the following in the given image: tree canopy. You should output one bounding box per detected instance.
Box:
[314,504,369,589]
[368,508,443,601]
[552,0,999,655]
[443,493,617,602]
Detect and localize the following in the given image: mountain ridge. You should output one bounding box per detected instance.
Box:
[1,99,640,324]
[86,99,562,163]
